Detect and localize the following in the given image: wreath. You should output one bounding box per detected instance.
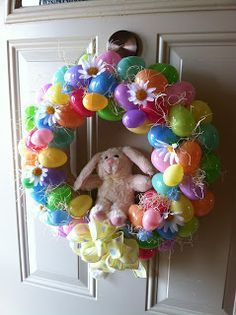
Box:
[19,37,221,279]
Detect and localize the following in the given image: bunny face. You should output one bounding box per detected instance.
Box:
[97,148,133,178]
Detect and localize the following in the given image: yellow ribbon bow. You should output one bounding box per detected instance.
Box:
[67,220,139,274]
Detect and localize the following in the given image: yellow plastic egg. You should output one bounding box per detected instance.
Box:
[45,83,69,105]
[170,194,194,223]
[128,121,152,134]
[69,195,93,218]
[163,164,184,187]
[38,147,67,168]
[83,93,108,111]
[190,100,213,123]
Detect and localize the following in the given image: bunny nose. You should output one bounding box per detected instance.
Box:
[107,158,114,165]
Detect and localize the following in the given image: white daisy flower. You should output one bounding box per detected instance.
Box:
[37,103,58,127]
[155,140,179,165]
[24,163,48,186]
[127,80,156,106]
[78,55,106,80]
[159,211,184,233]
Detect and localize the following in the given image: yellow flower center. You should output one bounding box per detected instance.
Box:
[136,89,147,101]
[87,67,99,76]
[46,106,55,115]
[167,146,174,153]
[32,167,42,176]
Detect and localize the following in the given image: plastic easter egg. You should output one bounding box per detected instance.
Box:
[56,104,84,128]
[142,190,169,213]
[35,83,52,103]
[179,175,206,200]
[170,194,194,223]
[151,149,171,173]
[178,217,199,237]
[57,218,86,237]
[69,195,93,218]
[26,129,46,152]
[192,191,215,217]
[177,141,202,174]
[38,148,67,168]
[31,128,54,147]
[135,69,168,94]
[49,127,74,149]
[64,65,88,88]
[45,83,69,105]
[128,204,144,227]
[98,99,124,121]
[142,209,162,231]
[200,153,221,184]
[157,228,177,240]
[114,83,137,111]
[149,63,179,84]
[140,98,168,124]
[197,123,219,152]
[138,230,161,249]
[88,71,117,95]
[163,164,184,187]
[97,51,121,72]
[42,167,66,186]
[18,140,38,166]
[117,56,145,81]
[46,210,72,226]
[165,81,196,106]
[83,93,108,111]
[148,125,179,148]
[31,184,47,205]
[122,109,146,128]
[190,100,213,124]
[139,248,157,260]
[24,105,36,131]
[47,185,72,210]
[152,173,174,196]
[22,178,34,189]
[78,53,91,65]
[128,120,151,134]
[52,65,69,85]
[169,105,196,137]
[70,89,94,117]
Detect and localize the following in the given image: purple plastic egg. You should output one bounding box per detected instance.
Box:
[64,65,88,88]
[122,109,146,128]
[114,83,137,111]
[42,168,66,186]
[179,174,206,200]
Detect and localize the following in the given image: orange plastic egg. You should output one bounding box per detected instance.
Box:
[128,204,144,228]
[177,141,202,174]
[135,69,168,94]
[192,191,215,217]
[56,105,84,128]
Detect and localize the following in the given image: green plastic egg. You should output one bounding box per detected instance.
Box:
[117,56,145,81]
[47,185,72,210]
[149,63,179,84]
[169,105,196,137]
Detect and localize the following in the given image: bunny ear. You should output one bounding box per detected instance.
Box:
[122,146,155,176]
[74,153,101,191]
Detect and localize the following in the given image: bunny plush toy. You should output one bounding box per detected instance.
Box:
[74,146,155,226]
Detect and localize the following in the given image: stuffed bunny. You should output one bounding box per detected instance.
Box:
[74,146,155,226]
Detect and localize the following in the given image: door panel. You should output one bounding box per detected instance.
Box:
[0,2,235,315]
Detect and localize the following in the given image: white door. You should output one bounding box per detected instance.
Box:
[0,1,235,315]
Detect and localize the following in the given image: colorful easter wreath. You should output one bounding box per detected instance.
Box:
[19,44,221,278]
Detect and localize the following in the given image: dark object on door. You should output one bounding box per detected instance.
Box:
[107,30,143,58]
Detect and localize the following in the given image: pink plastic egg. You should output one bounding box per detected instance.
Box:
[142,209,162,231]
[31,128,54,147]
